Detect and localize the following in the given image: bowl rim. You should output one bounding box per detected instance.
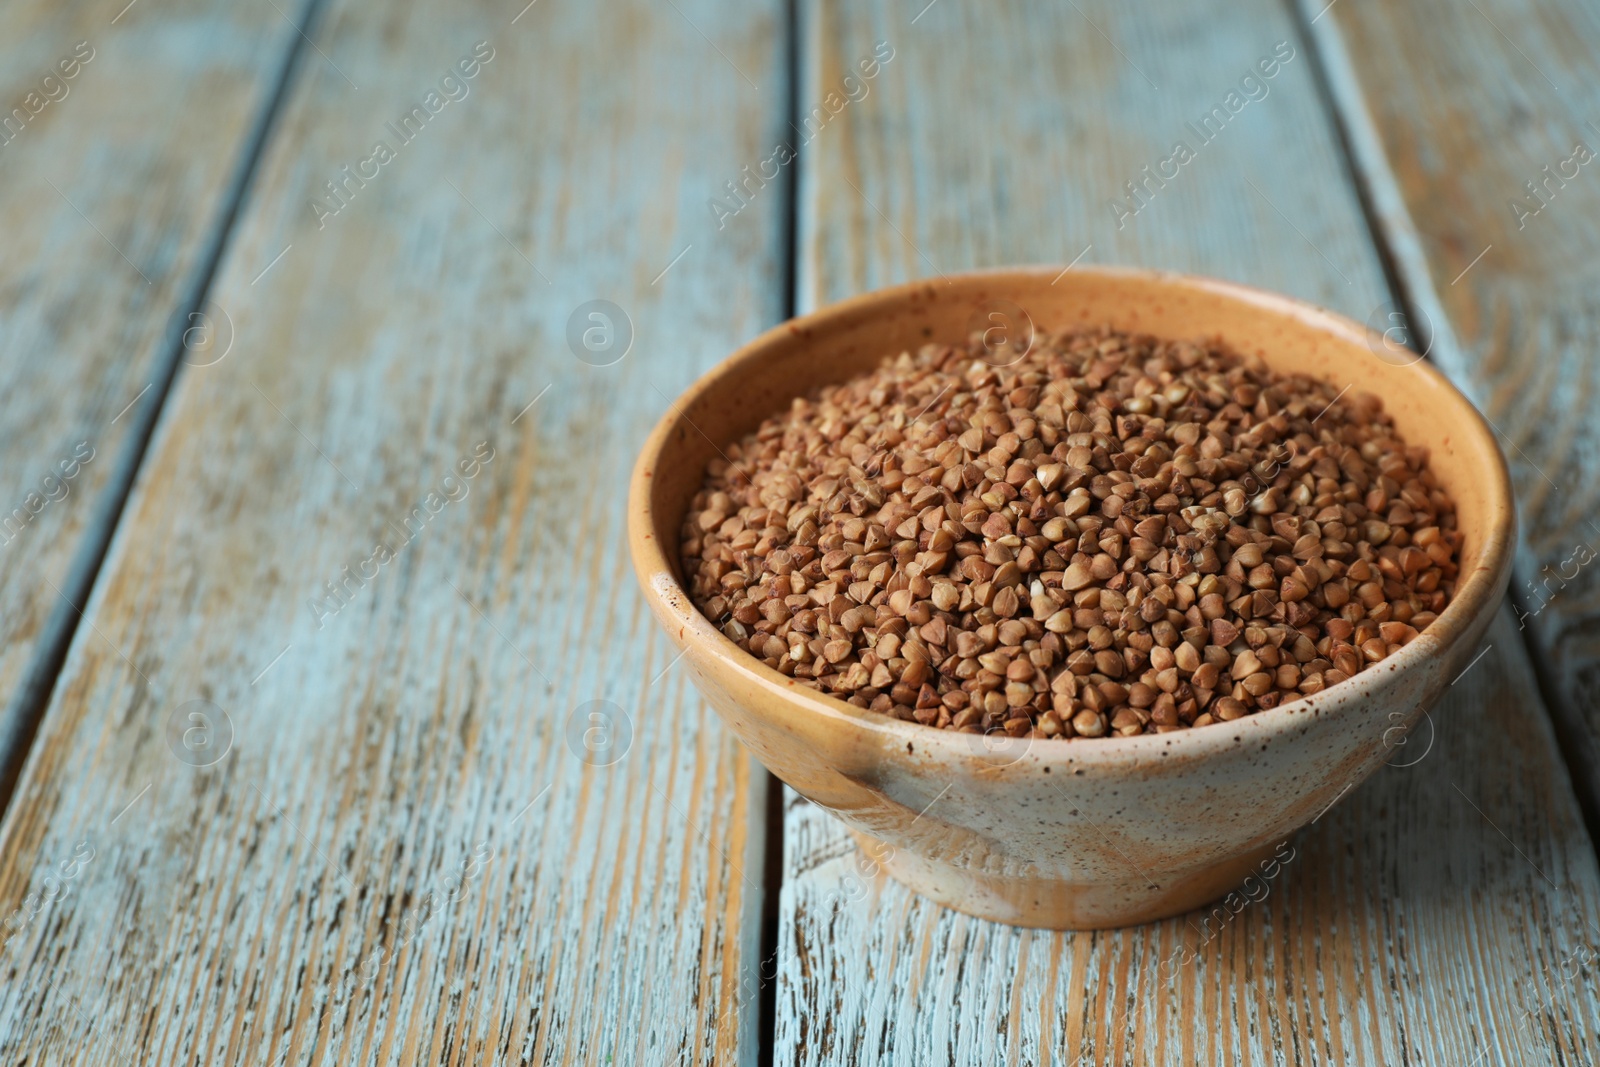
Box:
[627,265,1516,770]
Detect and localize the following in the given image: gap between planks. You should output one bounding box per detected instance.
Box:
[1292,0,1600,845]
[0,0,331,814]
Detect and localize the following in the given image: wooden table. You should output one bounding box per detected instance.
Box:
[1,0,1598,1063]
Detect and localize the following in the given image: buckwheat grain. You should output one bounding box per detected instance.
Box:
[680,327,1461,739]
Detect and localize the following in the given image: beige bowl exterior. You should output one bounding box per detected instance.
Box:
[627,268,1514,930]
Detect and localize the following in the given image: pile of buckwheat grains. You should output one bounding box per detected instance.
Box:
[680,326,1461,739]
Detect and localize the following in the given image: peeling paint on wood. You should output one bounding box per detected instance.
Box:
[0,0,786,1062]
[777,0,1600,1062]
[0,0,305,794]
[1307,0,1600,827]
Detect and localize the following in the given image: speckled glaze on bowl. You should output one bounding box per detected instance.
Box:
[627,268,1514,930]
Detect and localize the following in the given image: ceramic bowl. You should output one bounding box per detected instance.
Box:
[627,268,1513,929]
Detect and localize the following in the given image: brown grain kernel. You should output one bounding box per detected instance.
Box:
[1230,649,1262,680]
[1072,709,1107,737]
[1111,708,1144,734]
[682,325,1459,738]
[1210,618,1240,647]
[901,659,931,688]
[1094,650,1126,678]
[1063,559,1095,590]
[1216,697,1249,721]
[1242,672,1274,697]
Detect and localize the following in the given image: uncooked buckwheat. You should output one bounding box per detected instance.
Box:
[680,326,1461,739]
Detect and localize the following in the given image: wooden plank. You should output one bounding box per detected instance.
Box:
[0,0,306,795]
[1305,0,1600,826]
[0,0,787,1063]
[777,0,1600,1063]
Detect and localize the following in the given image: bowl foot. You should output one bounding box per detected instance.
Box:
[851,830,1282,930]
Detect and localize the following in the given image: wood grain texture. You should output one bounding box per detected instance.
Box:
[0,0,303,791]
[778,0,1600,1062]
[782,613,1600,1065]
[0,0,787,1063]
[1307,0,1600,824]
